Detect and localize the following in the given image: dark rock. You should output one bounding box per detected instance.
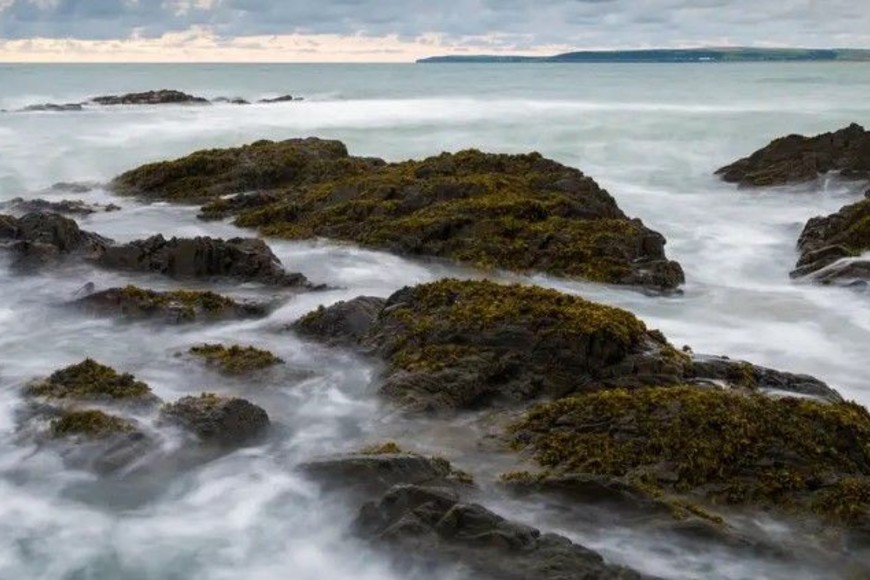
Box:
[355,484,645,580]
[293,296,386,347]
[790,199,870,283]
[20,103,84,112]
[95,234,312,287]
[0,212,109,267]
[212,97,250,105]
[0,197,120,216]
[258,95,296,103]
[74,285,269,323]
[160,393,270,446]
[716,123,870,187]
[50,181,99,194]
[92,90,209,106]
[197,192,281,221]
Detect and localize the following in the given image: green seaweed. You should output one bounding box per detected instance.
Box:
[51,410,135,438]
[28,359,154,401]
[189,344,284,375]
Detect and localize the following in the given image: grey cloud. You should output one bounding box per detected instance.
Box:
[0,0,868,49]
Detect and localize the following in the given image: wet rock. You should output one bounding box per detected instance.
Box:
[716,123,870,187]
[510,386,870,525]
[212,97,250,105]
[0,212,109,267]
[188,343,283,375]
[0,197,120,216]
[790,199,870,284]
[197,192,281,221]
[25,359,159,405]
[298,279,802,412]
[355,484,645,580]
[50,181,100,194]
[95,234,313,287]
[258,95,296,103]
[74,285,269,323]
[160,393,270,446]
[20,103,84,112]
[112,141,682,290]
[92,90,209,106]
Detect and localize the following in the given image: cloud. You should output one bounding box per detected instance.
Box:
[0,0,868,61]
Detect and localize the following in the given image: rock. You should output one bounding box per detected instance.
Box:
[160,393,270,446]
[716,123,870,187]
[0,197,120,216]
[258,95,296,103]
[74,285,269,323]
[790,199,870,284]
[92,90,209,106]
[112,141,682,290]
[20,103,84,112]
[212,97,250,105]
[509,386,870,524]
[296,280,833,412]
[354,484,644,580]
[197,192,281,221]
[95,234,312,287]
[188,344,283,375]
[50,182,99,194]
[25,359,159,405]
[111,137,379,202]
[0,212,109,267]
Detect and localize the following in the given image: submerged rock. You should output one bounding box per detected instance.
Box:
[188,344,283,375]
[295,279,835,412]
[74,285,269,323]
[20,103,84,112]
[509,386,870,524]
[716,123,870,187]
[92,90,209,106]
[95,234,313,287]
[0,212,108,267]
[0,197,120,216]
[355,484,644,580]
[25,359,159,405]
[212,97,250,105]
[258,95,296,103]
[791,198,870,284]
[112,141,683,290]
[160,393,270,446]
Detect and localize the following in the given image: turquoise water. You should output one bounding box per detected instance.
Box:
[0,63,869,578]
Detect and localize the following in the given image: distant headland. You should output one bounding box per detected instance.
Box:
[417,48,870,63]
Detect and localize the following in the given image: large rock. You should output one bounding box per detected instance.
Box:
[74,285,269,323]
[25,359,160,406]
[113,141,683,290]
[20,103,84,112]
[0,197,120,216]
[160,393,270,446]
[791,198,870,284]
[355,484,644,580]
[716,123,870,187]
[294,280,837,412]
[92,90,209,106]
[95,234,312,287]
[0,212,108,267]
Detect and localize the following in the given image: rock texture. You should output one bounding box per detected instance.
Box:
[0,212,108,267]
[293,279,840,412]
[188,344,283,375]
[25,359,159,405]
[355,485,644,580]
[160,393,270,446]
[791,199,870,284]
[111,139,683,290]
[0,197,120,216]
[92,90,210,106]
[717,123,870,187]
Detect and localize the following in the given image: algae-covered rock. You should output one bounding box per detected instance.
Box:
[293,296,386,347]
[716,123,870,187]
[74,285,268,323]
[791,198,870,284]
[95,234,312,287]
[355,484,644,580]
[0,212,108,267]
[160,393,269,446]
[510,386,870,524]
[51,409,136,439]
[113,141,683,290]
[0,198,120,216]
[92,90,209,106]
[26,359,158,404]
[111,138,381,202]
[188,344,283,375]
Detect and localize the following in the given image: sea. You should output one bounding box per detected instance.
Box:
[0,62,869,579]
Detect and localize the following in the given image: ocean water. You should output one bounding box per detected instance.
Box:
[0,62,869,579]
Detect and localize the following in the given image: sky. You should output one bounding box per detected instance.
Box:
[0,0,868,62]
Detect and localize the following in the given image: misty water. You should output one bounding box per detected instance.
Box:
[0,63,869,579]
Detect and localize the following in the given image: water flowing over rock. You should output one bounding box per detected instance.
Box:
[111,139,684,290]
[91,90,210,106]
[716,123,870,187]
[160,393,270,446]
[791,198,870,285]
[0,197,120,216]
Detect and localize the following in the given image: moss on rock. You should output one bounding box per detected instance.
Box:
[510,386,870,523]
[27,359,155,402]
[51,409,135,439]
[188,343,283,375]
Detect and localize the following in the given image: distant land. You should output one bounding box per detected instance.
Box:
[417,48,870,63]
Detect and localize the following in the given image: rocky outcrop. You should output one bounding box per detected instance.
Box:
[716,123,870,187]
[160,393,270,446]
[212,97,250,105]
[0,197,120,216]
[91,90,210,106]
[689,354,840,400]
[112,140,683,290]
[355,484,644,580]
[293,280,838,412]
[25,359,160,405]
[258,95,296,103]
[20,103,84,112]
[74,285,269,323]
[790,198,870,284]
[0,212,108,267]
[95,234,313,287]
[188,344,283,375]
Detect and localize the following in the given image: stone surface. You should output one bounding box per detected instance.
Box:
[160,393,270,446]
[791,198,870,284]
[92,90,209,106]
